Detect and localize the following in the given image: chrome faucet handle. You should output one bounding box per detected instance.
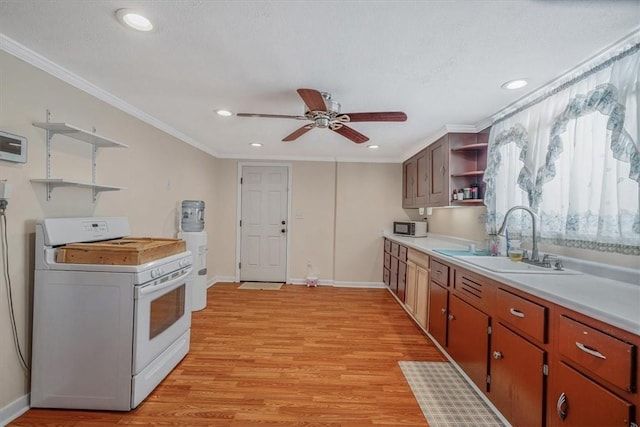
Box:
[542,254,559,268]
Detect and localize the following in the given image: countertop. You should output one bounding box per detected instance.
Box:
[384,233,640,336]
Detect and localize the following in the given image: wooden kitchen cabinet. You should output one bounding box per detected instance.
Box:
[428,281,448,347]
[383,238,408,301]
[491,322,546,427]
[447,293,491,391]
[449,129,488,206]
[547,310,638,427]
[549,362,633,427]
[402,156,416,207]
[427,136,449,206]
[401,130,489,208]
[406,249,430,328]
[402,150,429,208]
[383,240,639,427]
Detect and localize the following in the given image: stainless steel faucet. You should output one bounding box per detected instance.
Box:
[496,205,539,262]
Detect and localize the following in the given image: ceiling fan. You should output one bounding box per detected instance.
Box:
[236,88,407,144]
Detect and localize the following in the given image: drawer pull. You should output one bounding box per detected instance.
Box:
[493,351,503,359]
[436,270,442,275]
[575,342,606,360]
[509,308,525,318]
[556,392,568,420]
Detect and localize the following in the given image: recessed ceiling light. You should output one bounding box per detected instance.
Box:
[116,9,153,32]
[250,143,263,147]
[501,79,529,90]
[367,145,380,149]
[216,109,232,117]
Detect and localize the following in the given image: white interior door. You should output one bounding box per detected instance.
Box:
[240,166,288,282]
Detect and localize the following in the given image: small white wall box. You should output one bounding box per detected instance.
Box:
[0,131,27,163]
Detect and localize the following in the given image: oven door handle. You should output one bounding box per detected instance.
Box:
[138,266,193,297]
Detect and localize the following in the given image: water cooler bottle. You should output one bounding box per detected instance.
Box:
[179,201,208,311]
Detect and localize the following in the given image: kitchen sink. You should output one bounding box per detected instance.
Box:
[433,249,492,257]
[454,255,582,275]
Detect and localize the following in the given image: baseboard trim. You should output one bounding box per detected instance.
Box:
[286,278,385,288]
[208,276,236,287]
[0,393,30,426]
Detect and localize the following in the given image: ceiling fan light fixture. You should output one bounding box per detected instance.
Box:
[116,9,153,32]
[501,78,529,90]
[216,109,232,117]
[315,117,330,128]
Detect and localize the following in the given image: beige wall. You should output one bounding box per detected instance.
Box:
[0,51,219,413]
[334,162,408,283]
[213,160,402,283]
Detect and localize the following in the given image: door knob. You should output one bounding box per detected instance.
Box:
[281,220,286,225]
[281,229,286,233]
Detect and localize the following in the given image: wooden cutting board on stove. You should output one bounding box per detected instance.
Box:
[56,237,186,265]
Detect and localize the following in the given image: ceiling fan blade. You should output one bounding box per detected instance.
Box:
[283,125,314,142]
[341,112,407,122]
[332,125,369,144]
[237,113,306,120]
[297,88,327,111]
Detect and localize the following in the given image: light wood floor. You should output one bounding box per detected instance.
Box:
[12,283,445,426]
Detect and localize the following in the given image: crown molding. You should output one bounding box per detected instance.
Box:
[0,33,218,158]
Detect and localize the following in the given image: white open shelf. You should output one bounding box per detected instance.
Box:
[31,112,128,202]
[32,122,128,148]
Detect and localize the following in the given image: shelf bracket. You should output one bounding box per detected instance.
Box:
[45,109,53,201]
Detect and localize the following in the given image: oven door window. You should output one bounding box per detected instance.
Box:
[149,284,185,339]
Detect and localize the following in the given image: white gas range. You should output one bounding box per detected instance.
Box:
[31,217,193,411]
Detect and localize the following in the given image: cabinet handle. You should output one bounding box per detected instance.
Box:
[440,308,446,315]
[440,166,445,175]
[575,342,606,360]
[448,314,455,321]
[509,308,525,318]
[493,351,503,359]
[556,392,568,420]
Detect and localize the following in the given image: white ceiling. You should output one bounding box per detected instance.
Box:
[1,0,639,162]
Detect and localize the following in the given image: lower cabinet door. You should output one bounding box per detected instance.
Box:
[447,294,490,391]
[397,261,407,301]
[405,260,417,314]
[428,281,448,347]
[415,265,429,328]
[491,323,545,427]
[548,362,633,427]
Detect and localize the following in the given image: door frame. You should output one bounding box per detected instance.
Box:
[235,162,292,283]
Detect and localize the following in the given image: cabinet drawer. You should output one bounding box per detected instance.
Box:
[496,289,547,343]
[407,248,429,267]
[384,239,391,254]
[558,315,636,393]
[384,253,391,269]
[391,242,400,257]
[430,259,449,287]
[398,245,408,261]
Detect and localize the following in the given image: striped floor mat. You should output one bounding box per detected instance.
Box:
[399,361,505,427]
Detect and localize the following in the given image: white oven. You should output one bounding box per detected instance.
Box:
[31,217,193,411]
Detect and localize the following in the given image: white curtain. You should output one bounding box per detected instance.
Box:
[484,39,640,255]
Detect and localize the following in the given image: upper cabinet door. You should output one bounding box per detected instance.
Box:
[428,136,449,206]
[414,150,429,206]
[402,156,417,208]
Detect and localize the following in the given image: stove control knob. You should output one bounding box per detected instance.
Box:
[158,268,165,276]
[150,269,158,278]
[179,259,188,267]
